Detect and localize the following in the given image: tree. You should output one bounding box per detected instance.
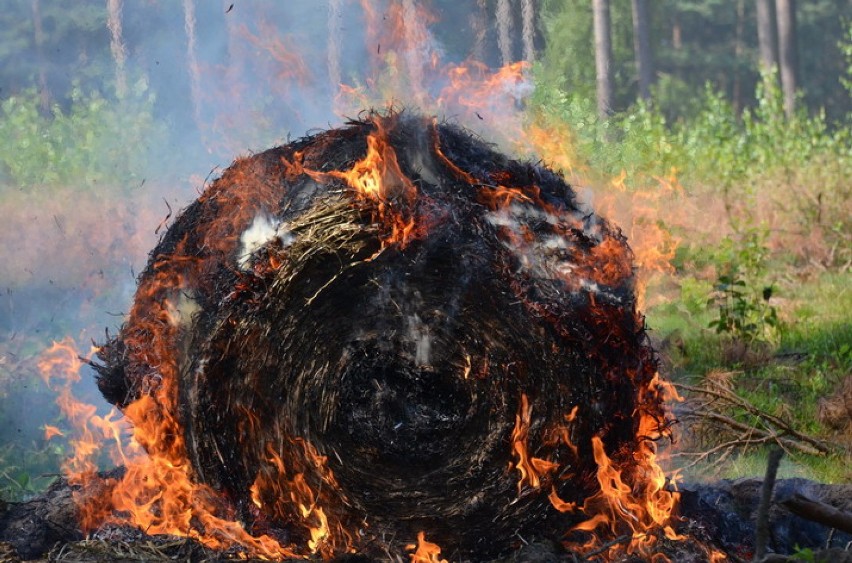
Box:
[732,0,745,111]
[183,0,202,132]
[30,0,49,111]
[326,0,341,91]
[521,0,536,62]
[775,0,798,117]
[592,0,613,117]
[630,0,653,100]
[470,0,488,61]
[755,0,778,72]
[496,0,515,65]
[106,0,127,98]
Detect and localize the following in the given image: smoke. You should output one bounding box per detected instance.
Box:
[0,0,539,484]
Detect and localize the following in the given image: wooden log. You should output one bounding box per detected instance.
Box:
[779,493,852,535]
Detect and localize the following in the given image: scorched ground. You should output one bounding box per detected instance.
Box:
[93,112,675,560]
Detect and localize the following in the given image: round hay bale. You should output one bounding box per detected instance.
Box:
[96,113,664,558]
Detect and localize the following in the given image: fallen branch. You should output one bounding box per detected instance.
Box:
[670,431,776,472]
[778,493,852,535]
[686,407,824,456]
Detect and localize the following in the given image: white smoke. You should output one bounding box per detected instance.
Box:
[237,213,294,270]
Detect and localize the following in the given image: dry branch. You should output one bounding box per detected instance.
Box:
[673,380,835,471]
[677,382,832,454]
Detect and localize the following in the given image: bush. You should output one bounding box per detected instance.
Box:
[0,78,164,190]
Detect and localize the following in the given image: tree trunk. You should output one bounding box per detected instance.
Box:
[496,0,514,65]
[775,0,798,118]
[521,0,535,63]
[30,0,49,112]
[630,0,653,101]
[327,0,342,93]
[756,0,778,72]
[106,0,127,99]
[401,0,424,103]
[672,12,682,50]
[183,0,203,136]
[733,0,745,112]
[593,0,614,117]
[470,0,488,62]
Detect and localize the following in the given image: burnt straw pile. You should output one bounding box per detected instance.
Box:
[91,112,674,559]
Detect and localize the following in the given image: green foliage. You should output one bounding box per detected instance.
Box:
[705,228,780,344]
[0,359,65,501]
[538,0,642,108]
[707,272,779,343]
[0,1,109,100]
[841,20,852,100]
[534,65,850,184]
[790,546,816,562]
[0,79,164,189]
[0,443,63,502]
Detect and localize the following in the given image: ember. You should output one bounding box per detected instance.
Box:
[92,112,675,560]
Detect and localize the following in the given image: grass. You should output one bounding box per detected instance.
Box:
[646,267,852,483]
[712,450,850,483]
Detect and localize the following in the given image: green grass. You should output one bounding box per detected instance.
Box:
[647,269,852,483]
[710,449,850,484]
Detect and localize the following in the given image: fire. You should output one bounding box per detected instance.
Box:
[249,442,352,558]
[519,121,683,311]
[296,115,424,249]
[437,60,531,137]
[44,425,64,441]
[510,394,559,491]
[337,1,531,150]
[37,340,128,479]
[568,373,684,559]
[326,123,420,247]
[407,531,448,563]
[518,122,584,181]
[39,338,299,558]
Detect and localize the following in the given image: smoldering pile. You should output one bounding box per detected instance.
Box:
[92,112,669,559]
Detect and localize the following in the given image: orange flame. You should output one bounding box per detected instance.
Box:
[249,441,352,558]
[298,116,424,248]
[43,425,64,441]
[35,2,695,555]
[510,394,559,492]
[519,123,683,311]
[37,340,129,480]
[569,373,684,559]
[407,531,448,563]
[38,337,299,558]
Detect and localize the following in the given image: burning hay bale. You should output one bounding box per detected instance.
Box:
[93,112,672,559]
